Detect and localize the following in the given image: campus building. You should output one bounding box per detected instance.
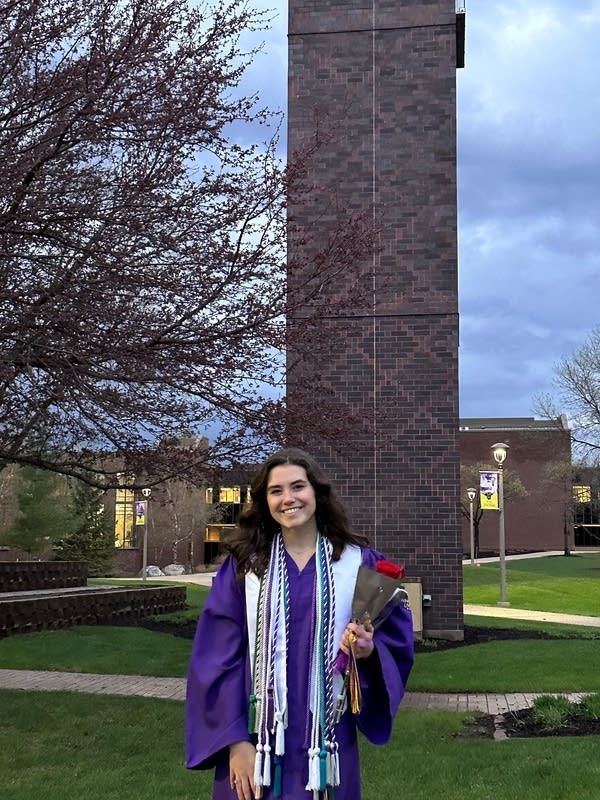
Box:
[459,417,572,555]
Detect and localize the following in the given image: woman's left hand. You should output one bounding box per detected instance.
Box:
[339,621,374,660]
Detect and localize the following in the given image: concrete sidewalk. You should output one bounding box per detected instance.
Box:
[0,668,589,714]
[464,604,600,627]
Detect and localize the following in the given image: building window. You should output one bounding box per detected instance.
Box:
[573,485,592,503]
[220,487,241,504]
[115,487,137,548]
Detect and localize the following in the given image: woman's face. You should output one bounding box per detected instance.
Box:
[265,463,317,535]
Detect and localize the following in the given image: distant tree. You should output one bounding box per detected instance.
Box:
[0,0,374,489]
[2,466,76,555]
[156,479,205,566]
[537,458,575,556]
[53,481,114,575]
[459,462,528,558]
[535,326,600,458]
[0,463,19,536]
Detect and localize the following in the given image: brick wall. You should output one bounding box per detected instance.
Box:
[460,427,572,554]
[287,1,462,637]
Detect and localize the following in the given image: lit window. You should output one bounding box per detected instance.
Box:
[573,485,592,503]
[220,487,241,503]
[115,488,136,547]
[205,525,222,542]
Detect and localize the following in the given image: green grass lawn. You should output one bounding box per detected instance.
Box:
[2,689,599,800]
[0,626,192,676]
[2,556,599,691]
[463,553,600,614]
[409,638,600,693]
[3,559,600,798]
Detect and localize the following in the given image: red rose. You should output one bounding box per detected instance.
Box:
[375,559,405,579]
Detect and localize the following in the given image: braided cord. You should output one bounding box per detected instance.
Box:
[254,536,279,788]
[322,538,339,788]
[249,568,267,734]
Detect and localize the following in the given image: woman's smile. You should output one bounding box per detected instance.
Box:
[266,463,317,534]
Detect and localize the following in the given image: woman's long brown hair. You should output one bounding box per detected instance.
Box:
[224,447,368,579]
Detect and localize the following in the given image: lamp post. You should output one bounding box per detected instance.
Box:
[141,488,152,583]
[467,487,477,565]
[491,443,510,606]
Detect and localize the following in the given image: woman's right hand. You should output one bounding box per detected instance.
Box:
[229,740,257,800]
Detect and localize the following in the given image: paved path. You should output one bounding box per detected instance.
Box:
[464,604,600,627]
[0,668,589,713]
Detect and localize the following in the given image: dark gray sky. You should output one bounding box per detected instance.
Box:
[243,1,600,420]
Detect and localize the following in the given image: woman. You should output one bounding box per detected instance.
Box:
[186,448,414,800]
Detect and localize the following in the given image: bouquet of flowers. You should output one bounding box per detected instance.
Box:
[335,559,409,717]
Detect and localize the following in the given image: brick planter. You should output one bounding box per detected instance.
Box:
[0,561,87,593]
[0,586,186,638]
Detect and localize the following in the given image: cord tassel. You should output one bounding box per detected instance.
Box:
[262,743,271,786]
[319,747,328,791]
[305,747,320,791]
[347,632,362,714]
[326,743,334,786]
[248,694,257,734]
[273,755,283,797]
[274,712,285,755]
[253,744,264,786]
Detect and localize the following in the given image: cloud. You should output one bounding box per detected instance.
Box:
[458,0,600,417]
[232,0,600,421]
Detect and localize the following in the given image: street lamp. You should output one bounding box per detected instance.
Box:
[467,487,477,565]
[491,443,510,606]
[141,488,152,583]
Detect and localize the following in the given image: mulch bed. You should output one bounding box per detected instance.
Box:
[459,708,600,740]
[413,624,581,652]
[129,620,575,648]
[500,708,600,738]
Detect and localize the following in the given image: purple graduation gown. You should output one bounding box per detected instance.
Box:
[185,547,414,799]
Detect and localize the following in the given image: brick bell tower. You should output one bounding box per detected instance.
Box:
[287,1,465,638]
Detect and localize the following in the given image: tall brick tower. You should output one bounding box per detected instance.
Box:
[287,2,464,638]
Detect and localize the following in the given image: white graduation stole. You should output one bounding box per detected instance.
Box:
[245,543,362,712]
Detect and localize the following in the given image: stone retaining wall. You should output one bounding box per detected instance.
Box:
[0,561,87,593]
[0,586,186,638]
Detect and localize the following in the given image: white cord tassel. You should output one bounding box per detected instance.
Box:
[326,741,334,786]
[274,712,285,755]
[253,744,264,786]
[305,747,320,791]
[262,743,271,786]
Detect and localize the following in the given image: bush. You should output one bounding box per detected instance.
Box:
[532,695,573,730]
[578,692,600,720]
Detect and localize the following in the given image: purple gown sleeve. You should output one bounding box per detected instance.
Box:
[185,556,251,769]
[355,548,415,744]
